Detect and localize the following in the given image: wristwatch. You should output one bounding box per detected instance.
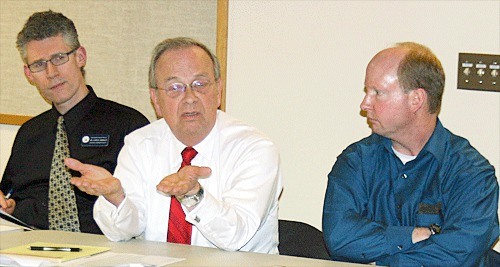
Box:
[178,186,204,208]
[428,224,441,235]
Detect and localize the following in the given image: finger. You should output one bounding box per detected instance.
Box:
[195,166,212,178]
[0,197,7,209]
[65,158,84,172]
[181,166,212,179]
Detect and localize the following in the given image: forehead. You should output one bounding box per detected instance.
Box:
[365,48,406,88]
[156,46,214,78]
[25,35,69,62]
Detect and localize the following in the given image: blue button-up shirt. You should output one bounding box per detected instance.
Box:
[323,120,499,266]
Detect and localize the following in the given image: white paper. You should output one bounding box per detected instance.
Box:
[0,224,23,233]
[0,254,53,267]
[0,210,34,230]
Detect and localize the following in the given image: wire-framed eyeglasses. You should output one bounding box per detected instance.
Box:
[154,79,213,97]
[27,47,79,73]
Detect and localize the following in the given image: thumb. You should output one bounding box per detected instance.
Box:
[196,166,212,179]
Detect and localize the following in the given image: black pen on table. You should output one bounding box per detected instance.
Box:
[29,246,82,252]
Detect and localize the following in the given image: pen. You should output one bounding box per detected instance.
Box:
[29,246,82,252]
[4,189,13,200]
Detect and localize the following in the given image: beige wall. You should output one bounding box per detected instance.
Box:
[1,1,499,232]
[223,0,499,230]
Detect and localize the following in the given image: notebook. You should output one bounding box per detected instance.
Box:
[0,241,110,263]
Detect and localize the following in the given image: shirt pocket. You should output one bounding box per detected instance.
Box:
[416,202,443,227]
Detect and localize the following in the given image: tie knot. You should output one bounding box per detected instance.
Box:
[181,147,198,167]
[57,116,64,125]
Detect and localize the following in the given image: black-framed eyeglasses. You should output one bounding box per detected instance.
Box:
[155,79,213,97]
[27,47,79,73]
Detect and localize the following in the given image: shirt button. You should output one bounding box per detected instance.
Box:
[398,245,403,250]
[194,216,200,223]
[401,174,408,179]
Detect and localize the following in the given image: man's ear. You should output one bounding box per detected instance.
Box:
[216,79,223,108]
[410,88,427,113]
[75,46,87,68]
[23,65,35,85]
[150,88,163,118]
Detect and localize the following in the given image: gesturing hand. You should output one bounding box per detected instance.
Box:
[157,165,211,197]
[65,158,125,207]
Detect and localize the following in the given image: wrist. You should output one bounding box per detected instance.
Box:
[178,186,204,208]
[428,224,441,235]
[105,188,126,207]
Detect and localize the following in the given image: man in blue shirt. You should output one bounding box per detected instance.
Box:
[322,42,499,266]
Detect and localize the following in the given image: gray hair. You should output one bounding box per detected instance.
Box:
[149,37,220,89]
[16,10,84,76]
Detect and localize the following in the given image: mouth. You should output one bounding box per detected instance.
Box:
[50,81,66,90]
[182,111,200,119]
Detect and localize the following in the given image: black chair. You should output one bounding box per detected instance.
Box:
[278,219,331,260]
[486,248,500,267]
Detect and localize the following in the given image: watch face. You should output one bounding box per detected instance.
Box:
[181,187,204,208]
[182,196,199,208]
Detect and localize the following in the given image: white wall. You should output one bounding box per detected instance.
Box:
[1,1,499,231]
[224,0,499,230]
[0,124,18,175]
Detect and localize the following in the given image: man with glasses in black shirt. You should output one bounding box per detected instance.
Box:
[0,10,149,233]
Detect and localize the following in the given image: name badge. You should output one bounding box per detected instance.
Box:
[81,134,110,147]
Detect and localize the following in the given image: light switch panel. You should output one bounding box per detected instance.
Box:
[457,53,499,92]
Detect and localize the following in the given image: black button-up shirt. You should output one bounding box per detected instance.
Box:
[1,86,149,233]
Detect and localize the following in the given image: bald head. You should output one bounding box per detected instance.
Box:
[368,43,445,114]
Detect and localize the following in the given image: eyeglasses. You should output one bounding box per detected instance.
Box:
[155,79,213,97]
[27,47,79,73]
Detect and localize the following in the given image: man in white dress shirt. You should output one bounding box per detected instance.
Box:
[66,37,283,254]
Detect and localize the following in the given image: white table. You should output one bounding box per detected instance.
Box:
[0,230,366,266]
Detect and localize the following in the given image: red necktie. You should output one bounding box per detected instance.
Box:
[167,147,198,244]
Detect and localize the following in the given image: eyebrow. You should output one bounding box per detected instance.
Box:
[162,73,211,84]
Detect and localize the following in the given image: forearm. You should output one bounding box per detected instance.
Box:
[93,196,144,241]
[323,210,415,262]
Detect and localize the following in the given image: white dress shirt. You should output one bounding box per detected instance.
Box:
[94,111,283,254]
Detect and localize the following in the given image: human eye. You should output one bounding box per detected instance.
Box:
[29,60,47,72]
[167,83,185,93]
[31,61,46,69]
[51,54,67,65]
[192,80,205,88]
[191,79,211,91]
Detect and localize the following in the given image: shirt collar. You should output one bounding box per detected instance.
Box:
[419,118,448,164]
[172,110,220,162]
[380,118,447,164]
[52,85,97,134]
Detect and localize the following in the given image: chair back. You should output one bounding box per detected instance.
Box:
[278,219,330,260]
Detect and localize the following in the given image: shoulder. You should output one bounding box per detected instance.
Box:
[217,111,277,149]
[442,128,494,173]
[16,110,53,135]
[341,133,386,157]
[123,118,167,144]
[95,98,148,121]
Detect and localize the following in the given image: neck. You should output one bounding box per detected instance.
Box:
[55,85,89,115]
[392,116,437,156]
